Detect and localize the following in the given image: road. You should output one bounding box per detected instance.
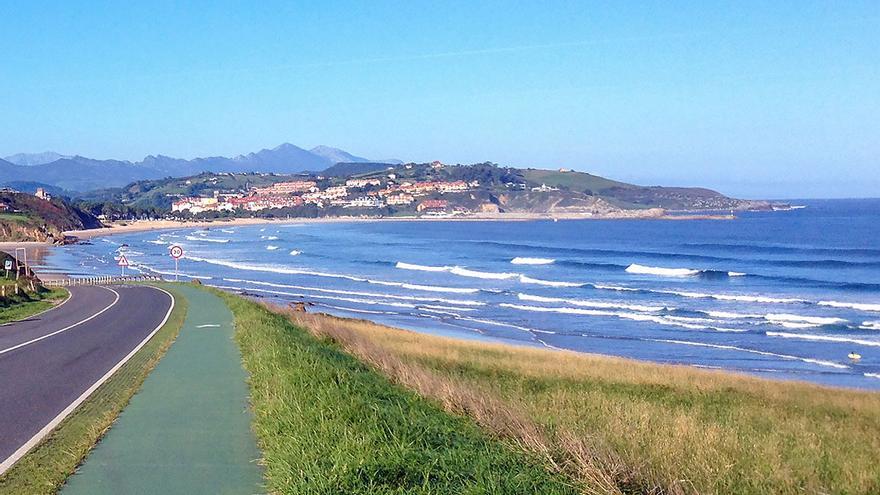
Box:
[0,284,174,473]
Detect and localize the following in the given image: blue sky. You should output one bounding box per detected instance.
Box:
[1,1,877,198]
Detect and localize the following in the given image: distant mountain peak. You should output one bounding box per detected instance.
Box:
[0,143,405,192]
[309,145,370,164]
[3,151,70,166]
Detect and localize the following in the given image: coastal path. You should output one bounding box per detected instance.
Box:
[62,285,263,494]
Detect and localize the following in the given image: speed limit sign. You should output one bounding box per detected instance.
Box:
[169,245,184,282]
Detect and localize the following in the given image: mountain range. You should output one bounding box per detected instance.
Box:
[1,144,400,193]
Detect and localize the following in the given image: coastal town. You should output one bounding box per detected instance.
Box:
[170,163,478,216]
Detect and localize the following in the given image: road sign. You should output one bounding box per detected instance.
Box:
[117,254,129,276]
[4,260,12,271]
[169,245,184,282]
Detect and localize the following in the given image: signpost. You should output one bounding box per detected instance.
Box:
[4,259,12,278]
[169,245,184,282]
[117,254,130,276]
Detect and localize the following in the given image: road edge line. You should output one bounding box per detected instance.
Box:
[0,286,74,327]
[0,285,175,476]
[0,287,119,355]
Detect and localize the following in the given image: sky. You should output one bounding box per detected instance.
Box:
[0,1,877,199]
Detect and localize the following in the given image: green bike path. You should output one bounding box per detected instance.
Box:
[63,285,264,494]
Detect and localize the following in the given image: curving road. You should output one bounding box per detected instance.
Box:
[0,284,174,473]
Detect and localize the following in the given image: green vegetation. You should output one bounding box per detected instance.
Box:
[216,289,579,494]
[283,311,880,495]
[0,192,101,241]
[520,168,630,194]
[0,285,188,495]
[0,286,68,324]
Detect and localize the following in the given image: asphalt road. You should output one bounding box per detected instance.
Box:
[0,285,173,469]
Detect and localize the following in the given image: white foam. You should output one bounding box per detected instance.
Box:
[728,271,747,277]
[518,275,583,287]
[418,304,477,313]
[861,321,880,331]
[658,289,807,305]
[458,316,554,334]
[592,283,640,292]
[764,314,847,326]
[219,284,420,309]
[262,235,279,240]
[289,250,301,256]
[501,303,614,317]
[266,245,279,251]
[395,262,450,272]
[223,278,485,306]
[450,266,519,280]
[818,300,880,312]
[184,235,230,243]
[396,283,479,294]
[766,332,880,347]
[140,266,212,280]
[501,303,744,333]
[145,239,167,245]
[510,257,555,265]
[517,293,665,312]
[652,339,849,370]
[865,373,880,380]
[220,228,235,234]
[704,310,764,319]
[625,263,700,277]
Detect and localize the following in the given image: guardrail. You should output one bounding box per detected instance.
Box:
[43,275,164,287]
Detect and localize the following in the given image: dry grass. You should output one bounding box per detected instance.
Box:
[279,308,880,495]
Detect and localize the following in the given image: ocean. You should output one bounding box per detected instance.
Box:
[43,198,880,389]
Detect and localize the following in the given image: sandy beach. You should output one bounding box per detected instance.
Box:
[61,207,726,241]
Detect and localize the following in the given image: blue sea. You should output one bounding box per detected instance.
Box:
[44,199,880,389]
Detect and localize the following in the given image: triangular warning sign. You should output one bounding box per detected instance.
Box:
[117,254,130,266]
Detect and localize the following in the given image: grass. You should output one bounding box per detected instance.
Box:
[0,285,188,495]
[278,310,880,495]
[0,286,68,324]
[214,289,580,494]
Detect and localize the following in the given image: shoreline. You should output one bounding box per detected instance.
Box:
[64,210,735,240]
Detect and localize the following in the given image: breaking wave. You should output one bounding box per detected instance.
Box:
[500,303,744,333]
[651,339,849,370]
[184,235,230,243]
[518,275,583,287]
[510,257,555,265]
[766,332,880,347]
[817,300,880,312]
[517,293,666,313]
[223,278,485,307]
[625,263,744,278]
[395,262,450,272]
[449,266,518,280]
[189,256,478,294]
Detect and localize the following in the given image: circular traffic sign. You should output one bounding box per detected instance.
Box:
[169,245,184,259]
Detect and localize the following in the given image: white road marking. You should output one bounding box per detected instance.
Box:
[0,286,120,356]
[0,287,74,327]
[0,285,175,475]
[196,324,220,328]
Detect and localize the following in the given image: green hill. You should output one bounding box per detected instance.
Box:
[0,192,102,242]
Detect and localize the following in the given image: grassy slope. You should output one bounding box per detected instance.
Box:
[282,312,880,495]
[0,285,188,495]
[216,290,579,494]
[520,169,630,193]
[0,286,68,324]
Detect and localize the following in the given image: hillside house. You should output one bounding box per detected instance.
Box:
[416,199,448,212]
